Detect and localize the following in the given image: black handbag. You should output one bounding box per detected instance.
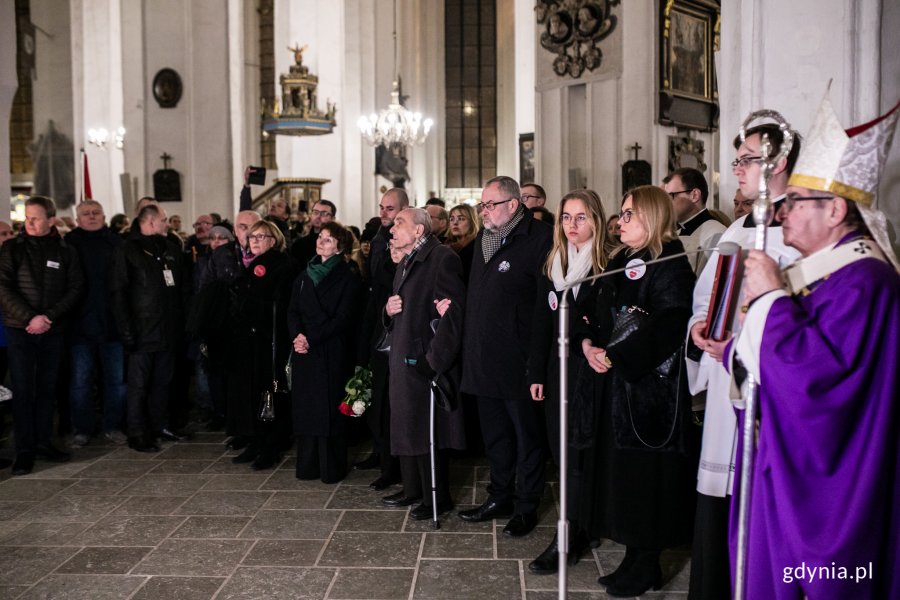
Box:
[375,327,392,353]
[606,305,685,452]
[259,302,279,422]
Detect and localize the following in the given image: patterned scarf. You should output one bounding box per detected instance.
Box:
[481,206,525,263]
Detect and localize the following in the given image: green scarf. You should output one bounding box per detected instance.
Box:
[306,254,342,286]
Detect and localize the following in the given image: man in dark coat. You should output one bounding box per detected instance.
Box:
[382,208,466,519]
[66,200,127,446]
[110,204,187,452]
[458,176,553,537]
[0,196,84,475]
[290,199,336,269]
[356,188,409,488]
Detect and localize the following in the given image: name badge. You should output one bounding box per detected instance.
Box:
[548,291,558,311]
[163,268,175,287]
[46,260,60,269]
[625,258,646,280]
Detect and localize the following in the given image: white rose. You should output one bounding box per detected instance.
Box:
[352,400,367,416]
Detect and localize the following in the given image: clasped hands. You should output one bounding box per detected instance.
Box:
[26,314,52,335]
[293,333,309,354]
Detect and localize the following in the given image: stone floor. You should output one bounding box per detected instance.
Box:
[0,434,691,599]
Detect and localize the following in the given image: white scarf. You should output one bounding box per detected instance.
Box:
[550,240,594,299]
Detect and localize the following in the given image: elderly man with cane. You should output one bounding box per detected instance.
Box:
[383,208,467,522]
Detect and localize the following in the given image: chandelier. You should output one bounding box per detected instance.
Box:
[357,0,433,147]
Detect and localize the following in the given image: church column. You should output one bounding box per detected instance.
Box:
[0,0,15,219]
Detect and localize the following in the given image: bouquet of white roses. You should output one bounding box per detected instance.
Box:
[339,366,373,417]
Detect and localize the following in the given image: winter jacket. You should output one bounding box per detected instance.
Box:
[65,226,124,343]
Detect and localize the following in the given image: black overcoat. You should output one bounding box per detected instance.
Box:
[288,258,361,437]
[386,236,467,455]
[461,209,553,400]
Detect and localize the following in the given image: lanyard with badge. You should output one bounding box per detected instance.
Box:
[144,248,176,287]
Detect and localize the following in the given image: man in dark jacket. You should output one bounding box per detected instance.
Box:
[290,199,336,269]
[111,204,187,452]
[458,176,553,537]
[0,196,85,475]
[66,200,127,447]
[382,208,466,519]
[356,188,409,489]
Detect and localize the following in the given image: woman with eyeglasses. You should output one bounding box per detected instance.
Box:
[227,220,294,470]
[288,221,362,483]
[525,189,611,574]
[576,185,697,597]
[444,204,480,283]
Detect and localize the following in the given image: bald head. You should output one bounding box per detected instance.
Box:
[378,188,410,228]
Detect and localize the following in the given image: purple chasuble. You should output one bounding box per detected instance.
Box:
[729,252,900,599]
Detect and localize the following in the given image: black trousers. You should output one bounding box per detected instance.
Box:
[296,434,347,484]
[476,395,546,514]
[688,492,731,600]
[369,352,400,479]
[126,350,174,438]
[6,329,64,453]
[399,452,451,506]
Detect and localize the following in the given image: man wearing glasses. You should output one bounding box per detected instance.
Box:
[291,200,336,269]
[662,167,725,275]
[684,122,802,600]
[458,176,552,538]
[520,183,547,209]
[729,95,900,600]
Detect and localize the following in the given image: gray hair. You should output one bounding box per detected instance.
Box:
[484,176,520,201]
[403,208,432,237]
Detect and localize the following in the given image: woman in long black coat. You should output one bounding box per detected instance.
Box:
[525,189,612,573]
[227,220,294,470]
[576,185,698,597]
[289,222,361,483]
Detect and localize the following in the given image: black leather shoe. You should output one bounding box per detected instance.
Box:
[128,436,160,453]
[12,453,34,475]
[251,452,279,470]
[158,428,190,442]
[410,501,454,520]
[369,475,401,491]
[225,436,250,450]
[458,499,514,523]
[353,453,380,470]
[232,445,259,464]
[529,533,560,574]
[382,491,422,507]
[503,512,538,537]
[606,562,663,597]
[35,444,71,463]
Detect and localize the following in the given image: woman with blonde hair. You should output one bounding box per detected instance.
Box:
[526,188,610,574]
[576,185,697,596]
[444,203,480,282]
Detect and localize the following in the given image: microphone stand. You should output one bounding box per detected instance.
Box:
[734,111,793,600]
[554,241,739,600]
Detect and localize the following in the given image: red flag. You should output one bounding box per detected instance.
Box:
[82,150,93,201]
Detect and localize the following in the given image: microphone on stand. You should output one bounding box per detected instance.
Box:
[553,239,740,598]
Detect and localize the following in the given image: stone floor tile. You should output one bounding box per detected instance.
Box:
[155,444,228,461]
[0,585,28,599]
[170,516,251,539]
[329,567,414,599]
[18,494,126,522]
[660,549,692,593]
[404,508,494,533]
[339,468,378,486]
[318,532,422,567]
[60,479,130,495]
[75,515,185,546]
[133,538,253,576]
[119,474,212,497]
[16,574,146,599]
[200,474,269,490]
[0,479,76,501]
[174,491,272,516]
[0,521,25,537]
[95,448,156,461]
[327,485,403,510]
[264,491,332,510]
[414,559,521,599]
[337,510,406,532]
[183,432,228,444]
[0,501,35,521]
[421,532,493,559]
[130,575,225,600]
[150,460,216,474]
[523,555,603,592]
[240,539,324,566]
[0,546,79,585]
[240,509,339,540]
[215,566,335,600]
[260,470,336,491]
[0,522,92,546]
[73,460,157,479]
[201,459,259,475]
[24,461,92,479]
[55,546,152,574]
[110,496,189,516]
[594,537,626,552]
[526,592,608,599]
[496,524,556,560]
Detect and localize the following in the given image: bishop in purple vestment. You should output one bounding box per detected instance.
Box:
[726,93,900,600]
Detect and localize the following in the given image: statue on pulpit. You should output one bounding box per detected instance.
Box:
[289,44,308,68]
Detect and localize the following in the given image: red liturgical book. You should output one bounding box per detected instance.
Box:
[704,252,743,341]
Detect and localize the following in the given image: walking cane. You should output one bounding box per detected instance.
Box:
[733,110,793,600]
[428,381,440,530]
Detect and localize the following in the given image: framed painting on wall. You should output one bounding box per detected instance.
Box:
[519,133,535,184]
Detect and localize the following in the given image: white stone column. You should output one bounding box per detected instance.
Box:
[0,0,16,220]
